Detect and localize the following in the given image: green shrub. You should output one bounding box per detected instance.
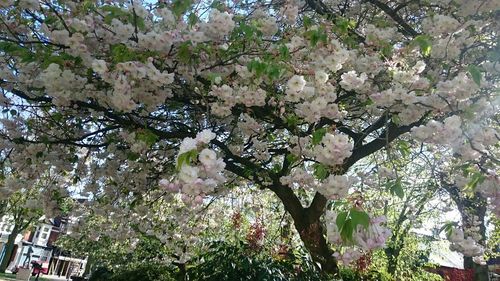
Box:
[338,267,394,281]
[187,241,325,281]
[88,267,113,281]
[89,241,400,281]
[89,263,176,281]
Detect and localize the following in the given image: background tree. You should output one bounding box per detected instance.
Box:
[345,149,450,280]
[0,184,44,273]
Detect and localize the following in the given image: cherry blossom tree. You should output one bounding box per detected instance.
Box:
[0,0,498,275]
[0,187,44,273]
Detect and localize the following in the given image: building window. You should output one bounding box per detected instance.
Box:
[41,233,47,239]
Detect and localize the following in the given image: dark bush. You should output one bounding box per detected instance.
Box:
[88,267,113,281]
[89,263,175,281]
[338,267,394,281]
[89,241,394,281]
[187,241,325,281]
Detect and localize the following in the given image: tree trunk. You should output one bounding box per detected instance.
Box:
[269,183,338,275]
[0,231,18,273]
[464,257,489,281]
[295,219,338,275]
[384,246,399,275]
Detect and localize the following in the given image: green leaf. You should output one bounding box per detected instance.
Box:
[243,168,253,178]
[172,0,192,18]
[439,221,457,238]
[210,0,225,10]
[266,63,282,80]
[52,112,63,122]
[464,172,486,191]
[304,29,327,47]
[176,149,198,170]
[381,43,393,58]
[0,42,24,54]
[313,163,329,180]
[413,35,432,57]
[334,17,356,35]
[336,211,348,226]
[41,53,82,69]
[110,44,136,63]
[350,209,370,229]
[336,211,354,242]
[102,5,130,25]
[311,128,327,145]
[188,13,198,26]
[285,154,299,165]
[238,23,255,39]
[127,151,140,161]
[467,65,482,86]
[303,16,312,29]
[272,163,281,173]
[247,60,267,77]
[0,42,34,62]
[336,209,370,241]
[387,178,404,198]
[135,129,158,147]
[397,140,410,157]
[279,45,290,60]
[40,135,50,144]
[459,164,476,177]
[205,73,222,84]
[177,42,192,64]
[285,114,299,127]
[340,220,354,242]
[44,15,58,25]
[128,13,146,31]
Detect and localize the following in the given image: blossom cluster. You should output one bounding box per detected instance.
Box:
[38,64,87,106]
[315,133,353,166]
[285,72,344,123]
[209,84,267,117]
[476,174,500,217]
[316,175,354,199]
[159,130,226,205]
[201,10,235,40]
[280,168,316,190]
[448,227,484,257]
[411,115,463,146]
[326,211,391,265]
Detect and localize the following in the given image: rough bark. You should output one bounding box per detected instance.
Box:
[297,220,338,274]
[268,183,338,275]
[0,230,18,273]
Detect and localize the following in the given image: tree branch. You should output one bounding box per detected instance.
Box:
[364,0,419,37]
